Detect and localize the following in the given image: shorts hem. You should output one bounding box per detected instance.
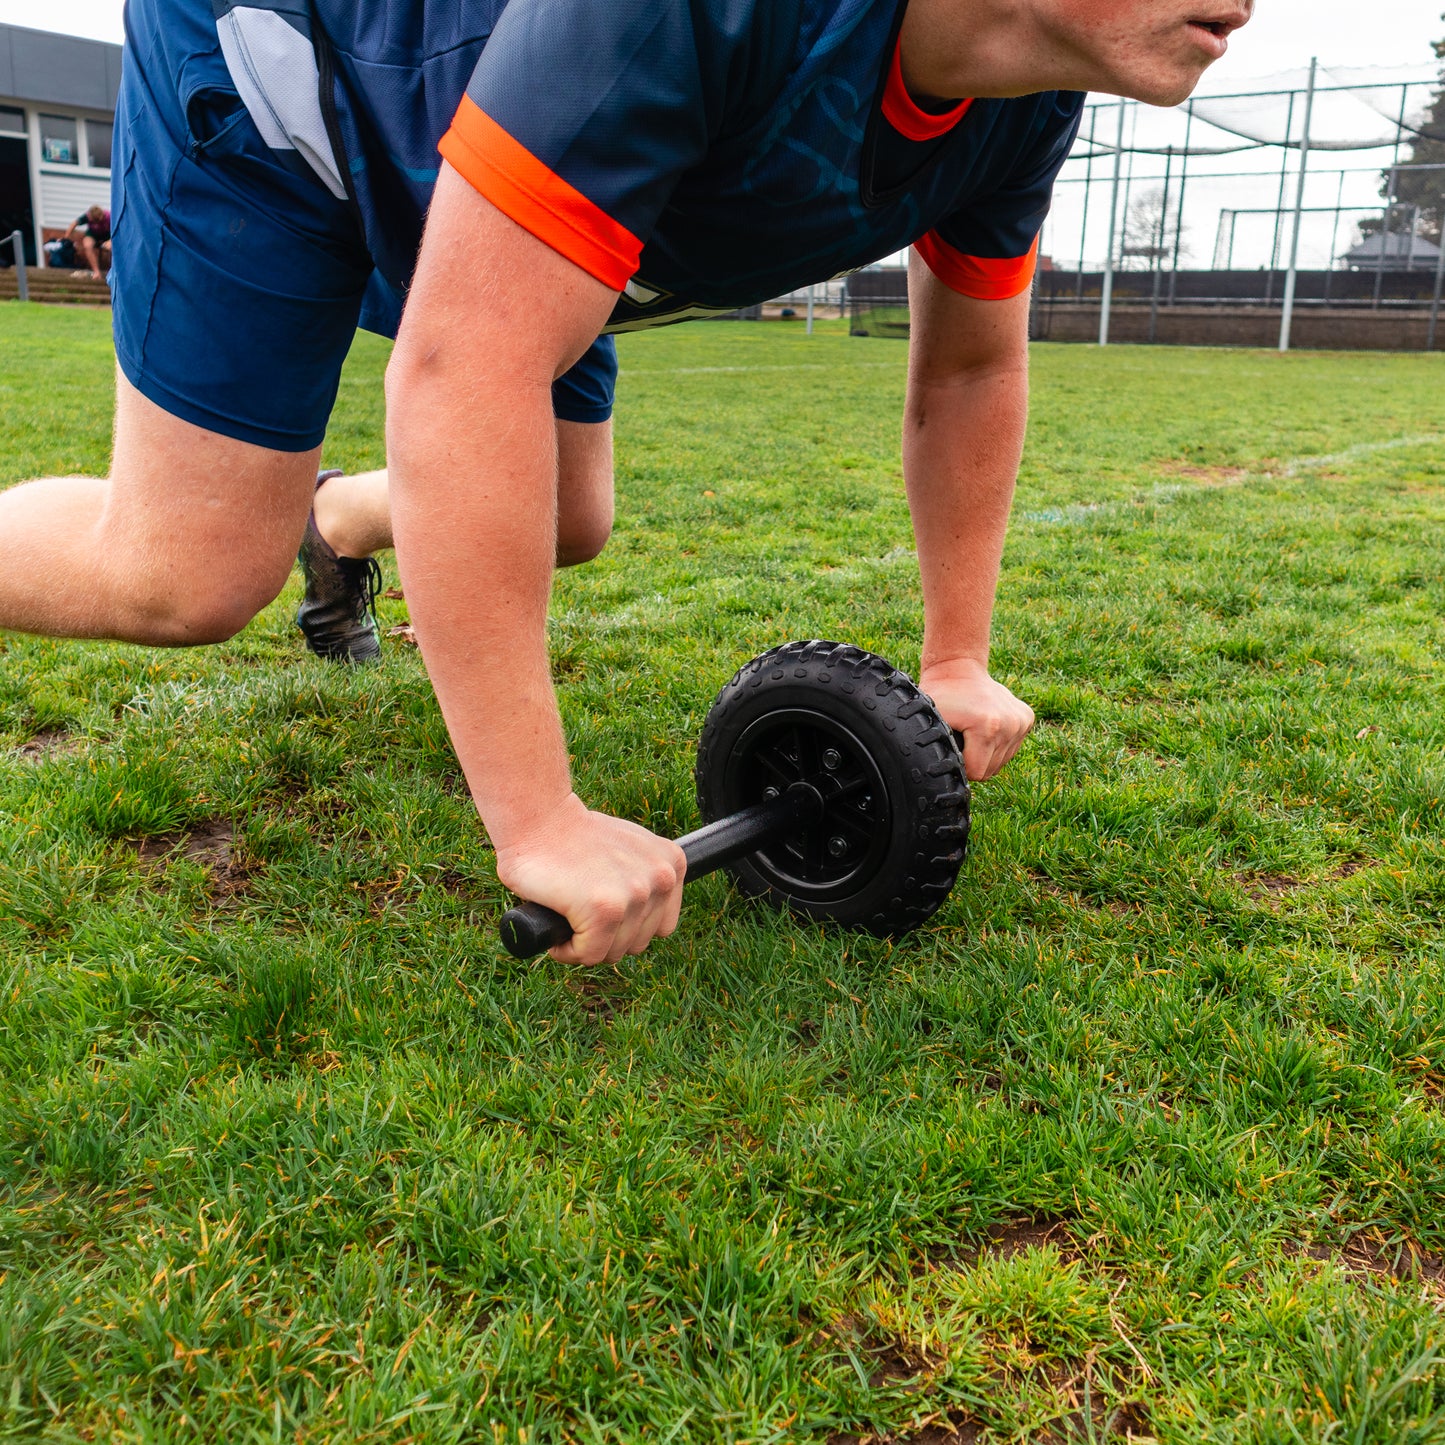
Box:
[116,348,328,453]
[551,400,614,425]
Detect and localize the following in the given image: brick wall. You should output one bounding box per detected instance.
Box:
[1030,302,1443,351]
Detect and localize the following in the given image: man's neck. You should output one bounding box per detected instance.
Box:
[898,0,1074,102]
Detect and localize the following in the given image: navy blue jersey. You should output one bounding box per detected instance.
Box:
[293,0,1083,331]
[112,0,1079,449]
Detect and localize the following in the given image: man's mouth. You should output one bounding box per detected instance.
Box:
[1185,14,1245,57]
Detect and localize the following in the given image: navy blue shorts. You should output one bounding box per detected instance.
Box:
[109,0,616,453]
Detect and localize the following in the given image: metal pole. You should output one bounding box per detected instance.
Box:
[1169,103,1193,306]
[806,284,815,335]
[1099,98,1126,346]
[1323,169,1345,303]
[1279,57,1317,353]
[1150,146,1172,343]
[1427,212,1445,350]
[1265,89,1296,306]
[1117,103,1138,275]
[8,230,26,302]
[1375,168,1395,308]
[1077,105,1096,301]
[1376,86,1408,309]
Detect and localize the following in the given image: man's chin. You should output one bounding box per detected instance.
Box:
[1120,68,1207,108]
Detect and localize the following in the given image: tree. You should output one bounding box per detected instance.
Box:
[1119,186,1188,271]
[1376,15,1445,242]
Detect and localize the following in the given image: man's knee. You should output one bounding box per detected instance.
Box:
[99,378,321,645]
[122,554,294,645]
[555,419,614,568]
[556,508,612,568]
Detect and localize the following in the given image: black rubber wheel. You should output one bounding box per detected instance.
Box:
[694,640,970,936]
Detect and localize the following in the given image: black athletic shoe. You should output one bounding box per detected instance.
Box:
[296,471,383,664]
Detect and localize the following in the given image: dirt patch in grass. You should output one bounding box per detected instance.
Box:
[567,969,631,1022]
[136,818,252,900]
[830,1351,1151,1445]
[1290,1231,1445,1298]
[13,729,80,760]
[827,1319,952,1443]
[1042,1400,1154,1444]
[830,1410,983,1445]
[968,1213,1081,1266]
[1155,461,1250,487]
[1240,871,1302,901]
[1029,873,1143,918]
[1238,857,1377,903]
[355,867,412,918]
[1329,857,1374,881]
[920,1213,1082,1274]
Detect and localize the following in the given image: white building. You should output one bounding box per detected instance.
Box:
[0,23,121,267]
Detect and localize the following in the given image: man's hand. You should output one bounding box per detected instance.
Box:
[495,794,687,965]
[920,657,1034,782]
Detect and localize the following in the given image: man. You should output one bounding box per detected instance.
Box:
[0,0,1250,965]
[46,204,111,279]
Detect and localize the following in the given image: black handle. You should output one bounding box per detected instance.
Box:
[499,900,573,957]
[498,788,823,959]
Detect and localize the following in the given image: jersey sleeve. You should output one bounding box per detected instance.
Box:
[914,95,1084,301]
[438,0,769,292]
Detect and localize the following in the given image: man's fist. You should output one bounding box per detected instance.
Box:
[919,657,1035,782]
[494,793,687,965]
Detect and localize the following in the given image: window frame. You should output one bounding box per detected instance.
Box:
[37,112,81,167]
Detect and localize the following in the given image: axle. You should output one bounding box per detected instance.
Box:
[498,785,825,959]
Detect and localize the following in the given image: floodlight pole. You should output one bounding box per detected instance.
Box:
[1099,98,1126,346]
[1278,57,1317,354]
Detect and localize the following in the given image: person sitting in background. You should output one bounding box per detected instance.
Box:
[47,206,111,279]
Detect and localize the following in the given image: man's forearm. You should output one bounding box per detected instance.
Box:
[902,361,1029,672]
[388,362,571,849]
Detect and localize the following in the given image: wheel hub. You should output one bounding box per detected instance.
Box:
[723,707,893,903]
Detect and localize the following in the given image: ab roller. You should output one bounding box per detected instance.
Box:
[499,640,972,958]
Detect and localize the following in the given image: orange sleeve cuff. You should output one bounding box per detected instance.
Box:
[438,96,642,292]
[913,232,1038,301]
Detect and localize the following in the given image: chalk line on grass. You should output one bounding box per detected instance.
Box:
[552,436,1442,634]
[555,546,920,637]
[1022,432,1440,527]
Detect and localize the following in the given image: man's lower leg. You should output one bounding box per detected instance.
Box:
[296,470,386,664]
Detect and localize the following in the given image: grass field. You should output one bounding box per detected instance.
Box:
[3,301,1445,1443]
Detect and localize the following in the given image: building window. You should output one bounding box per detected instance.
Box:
[85,119,113,170]
[40,114,79,165]
[0,106,25,137]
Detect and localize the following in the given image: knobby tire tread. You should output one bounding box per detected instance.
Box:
[695,639,970,936]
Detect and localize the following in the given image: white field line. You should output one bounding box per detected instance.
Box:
[1275,432,1441,476]
[121,435,1439,709]
[1022,432,1440,526]
[553,547,919,637]
[548,435,1443,635]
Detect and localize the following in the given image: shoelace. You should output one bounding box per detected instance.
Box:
[357,555,384,623]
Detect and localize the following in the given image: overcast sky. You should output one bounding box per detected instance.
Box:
[0,0,1440,83]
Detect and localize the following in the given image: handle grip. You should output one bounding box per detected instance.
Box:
[497,789,822,960]
[498,900,574,958]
